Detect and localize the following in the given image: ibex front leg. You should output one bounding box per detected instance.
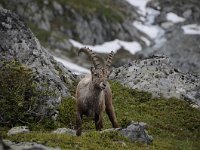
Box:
[76,112,82,136]
[105,89,119,128]
[94,113,103,131]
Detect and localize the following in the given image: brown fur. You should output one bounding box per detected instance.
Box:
[76,48,118,136]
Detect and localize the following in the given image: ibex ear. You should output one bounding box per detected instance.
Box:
[90,66,95,74]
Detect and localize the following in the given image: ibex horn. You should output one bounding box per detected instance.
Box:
[78,47,101,68]
[105,51,114,68]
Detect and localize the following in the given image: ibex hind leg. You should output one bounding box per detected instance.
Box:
[76,112,82,136]
[94,113,103,131]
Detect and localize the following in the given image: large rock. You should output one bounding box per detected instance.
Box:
[0,9,77,118]
[110,56,200,105]
[103,121,153,144]
[151,0,200,23]
[120,122,153,144]
[152,29,200,76]
[0,0,145,46]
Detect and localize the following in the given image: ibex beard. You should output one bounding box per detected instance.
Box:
[75,48,119,136]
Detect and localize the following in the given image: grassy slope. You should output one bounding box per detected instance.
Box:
[1,81,200,150]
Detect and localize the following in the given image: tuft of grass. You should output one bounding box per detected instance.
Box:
[57,97,76,129]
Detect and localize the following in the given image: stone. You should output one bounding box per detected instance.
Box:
[0,9,77,120]
[2,139,60,150]
[110,56,200,106]
[161,22,174,29]
[183,9,192,19]
[7,126,30,136]
[52,1,63,15]
[102,121,153,144]
[52,128,76,136]
[120,122,153,144]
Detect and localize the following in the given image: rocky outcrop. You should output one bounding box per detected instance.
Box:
[110,56,200,105]
[0,0,144,46]
[0,9,77,119]
[152,29,200,75]
[150,0,200,23]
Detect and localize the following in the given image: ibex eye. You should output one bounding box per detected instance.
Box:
[94,73,98,76]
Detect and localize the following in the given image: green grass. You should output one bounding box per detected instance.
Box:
[1,81,200,149]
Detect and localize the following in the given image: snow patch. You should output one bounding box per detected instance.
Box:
[133,21,163,39]
[146,7,160,25]
[69,39,142,55]
[126,0,151,15]
[141,36,151,46]
[182,24,200,35]
[54,57,90,74]
[166,12,185,23]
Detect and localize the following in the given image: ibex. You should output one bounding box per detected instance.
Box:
[76,48,119,136]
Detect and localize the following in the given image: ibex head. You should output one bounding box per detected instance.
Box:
[78,47,114,90]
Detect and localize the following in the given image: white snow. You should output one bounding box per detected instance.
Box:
[126,0,151,15]
[181,24,200,35]
[133,21,163,39]
[146,7,160,25]
[69,39,142,55]
[166,12,185,23]
[141,36,151,46]
[54,57,90,74]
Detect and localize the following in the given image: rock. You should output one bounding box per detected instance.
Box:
[161,22,174,29]
[2,139,60,150]
[110,56,200,106]
[0,9,77,119]
[155,0,200,23]
[0,0,145,46]
[183,9,192,19]
[7,126,30,136]
[152,29,200,75]
[52,1,63,15]
[120,121,153,144]
[102,121,153,144]
[0,138,11,150]
[52,128,76,136]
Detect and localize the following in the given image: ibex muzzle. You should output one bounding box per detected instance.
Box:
[75,48,119,136]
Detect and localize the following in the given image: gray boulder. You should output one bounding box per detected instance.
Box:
[1,139,60,150]
[110,56,200,105]
[102,121,153,144]
[7,126,30,136]
[152,29,200,76]
[52,128,76,136]
[120,122,153,144]
[0,8,77,119]
[0,0,145,46]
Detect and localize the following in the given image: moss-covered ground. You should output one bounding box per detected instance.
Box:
[1,79,200,149]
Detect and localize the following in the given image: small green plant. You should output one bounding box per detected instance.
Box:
[0,61,55,127]
[57,97,76,129]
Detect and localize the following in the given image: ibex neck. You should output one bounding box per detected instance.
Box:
[89,82,102,96]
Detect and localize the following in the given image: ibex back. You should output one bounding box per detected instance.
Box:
[76,48,119,136]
